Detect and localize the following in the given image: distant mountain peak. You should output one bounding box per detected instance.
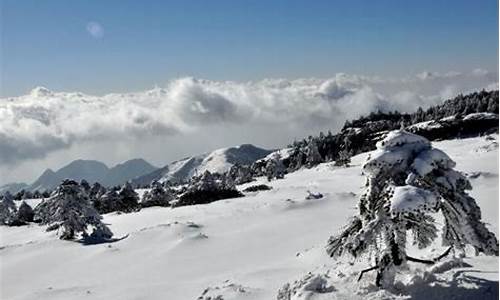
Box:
[27,158,158,192]
[40,168,55,176]
[132,144,272,186]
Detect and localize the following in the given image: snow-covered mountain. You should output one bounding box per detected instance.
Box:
[133,144,272,185]
[2,135,497,299]
[27,159,158,192]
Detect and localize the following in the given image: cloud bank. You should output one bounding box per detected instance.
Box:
[0,70,497,166]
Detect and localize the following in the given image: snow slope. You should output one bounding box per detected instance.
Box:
[132,144,272,185]
[1,135,498,300]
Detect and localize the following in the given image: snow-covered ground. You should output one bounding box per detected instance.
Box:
[1,135,498,300]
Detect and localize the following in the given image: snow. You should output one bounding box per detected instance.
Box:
[1,135,498,299]
[364,131,434,176]
[376,130,430,150]
[259,147,294,163]
[440,115,457,122]
[407,120,443,130]
[463,112,499,121]
[389,185,439,215]
[134,188,150,202]
[411,148,456,178]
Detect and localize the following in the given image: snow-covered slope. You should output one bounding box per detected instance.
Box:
[26,159,158,192]
[1,135,498,300]
[133,144,272,185]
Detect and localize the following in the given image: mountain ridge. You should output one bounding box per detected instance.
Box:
[132,144,273,186]
[16,158,159,193]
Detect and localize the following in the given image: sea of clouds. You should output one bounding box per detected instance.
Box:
[0,70,497,172]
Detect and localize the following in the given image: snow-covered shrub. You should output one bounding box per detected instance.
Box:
[326,130,498,287]
[198,281,254,300]
[242,184,272,192]
[0,192,17,225]
[277,272,335,300]
[141,182,173,208]
[175,171,243,207]
[33,179,113,241]
[265,153,286,181]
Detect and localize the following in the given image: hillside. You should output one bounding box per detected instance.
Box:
[1,134,497,300]
[248,90,499,177]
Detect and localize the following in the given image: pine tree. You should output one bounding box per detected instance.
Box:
[228,164,254,185]
[0,192,17,225]
[305,137,323,168]
[89,182,106,200]
[326,130,498,287]
[117,182,140,212]
[33,190,42,199]
[94,182,140,214]
[33,180,113,241]
[175,171,243,207]
[16,201,34,224]
[265,153,286,181]
[94,188,120,214]
[80,179,91,192]
[141,182,173,208]
[334,149,352,167]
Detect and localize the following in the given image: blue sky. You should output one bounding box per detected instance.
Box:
[1,0,498,96]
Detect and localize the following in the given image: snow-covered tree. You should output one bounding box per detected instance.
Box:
[141,182,173,208]
[94,188,120,214]
[80,179,91,192]
[305,137,323,167]
[16,201,34,224]
[0,192,17,225]
[117,182,140,212]
[94,182,140,214]
[265,153,286,181]
[42,190,51,198]
[33,180,113,241]
[326,130,498,287]
[175,171,243,207]
[89,182,106,200]
[334,149,352,167]
[228,164,254,185]
[22,190,33,200]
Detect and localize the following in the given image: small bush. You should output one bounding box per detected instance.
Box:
[243,184,272,192]
[175,189,243,207]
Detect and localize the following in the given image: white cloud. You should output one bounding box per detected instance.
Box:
[86,21,104,39]
[0,69,497,170]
